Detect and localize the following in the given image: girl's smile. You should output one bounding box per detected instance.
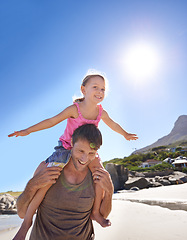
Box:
[81,76,105,103]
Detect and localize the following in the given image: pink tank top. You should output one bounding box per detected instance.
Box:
[59,102,103,149]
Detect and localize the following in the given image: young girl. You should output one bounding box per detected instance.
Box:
[9,71,138,240]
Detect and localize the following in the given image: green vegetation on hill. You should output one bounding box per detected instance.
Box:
[103,147,187,172]
[164,140,187,148]
[0,191,22,198]
[129,162,173,172]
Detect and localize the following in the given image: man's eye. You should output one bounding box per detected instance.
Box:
[89,152,95,156]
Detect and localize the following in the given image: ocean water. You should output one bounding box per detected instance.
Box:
[0,214,22,232]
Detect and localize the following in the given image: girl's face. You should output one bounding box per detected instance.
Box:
[81,76,105,104]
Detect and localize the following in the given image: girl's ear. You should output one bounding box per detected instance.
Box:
[81,85,86,95]
[71,138,73,147]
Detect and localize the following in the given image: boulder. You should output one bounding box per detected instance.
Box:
[148,178,155,183]
[115,164,128,188]
[155,176,162,182]
[134,172,145,177]
[149,182,163,188]
[0,194,17,214]
[105,163,128,191]
[170,171,187,183]
[130,187,140,191]
[124,177,149,190]
[168,177,177,184]
[143,170,173,178]
[158,179,171,186]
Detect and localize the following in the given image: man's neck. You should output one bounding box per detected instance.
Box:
[63,158,89,185]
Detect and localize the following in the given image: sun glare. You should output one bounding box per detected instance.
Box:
[123,42,161,83]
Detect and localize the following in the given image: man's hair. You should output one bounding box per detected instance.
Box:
[72,124,102,150]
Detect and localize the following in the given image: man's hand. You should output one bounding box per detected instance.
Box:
[92,168,114,194]
[31,161,63,190]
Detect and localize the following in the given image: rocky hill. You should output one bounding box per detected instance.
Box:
[135,115,187,154]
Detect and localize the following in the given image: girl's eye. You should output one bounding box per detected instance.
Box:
[101,88,105,92]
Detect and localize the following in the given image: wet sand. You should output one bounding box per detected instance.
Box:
[1,183,187,240]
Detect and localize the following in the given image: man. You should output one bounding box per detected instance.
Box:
[17,124,114,240]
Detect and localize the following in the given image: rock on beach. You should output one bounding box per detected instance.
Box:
[0,194,17,214]
[106,163,187,191]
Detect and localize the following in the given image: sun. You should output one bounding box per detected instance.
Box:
[123,42,161,82]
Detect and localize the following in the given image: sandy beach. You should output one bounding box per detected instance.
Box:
[1,183,187,240]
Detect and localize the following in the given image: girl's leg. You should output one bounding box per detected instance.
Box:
[13,184,51,240]
[89,156,111,227]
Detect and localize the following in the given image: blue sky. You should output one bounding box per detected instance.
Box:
[1,0,187,192]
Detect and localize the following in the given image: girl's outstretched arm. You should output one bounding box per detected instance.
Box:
[101,110,138,141]
[8,104,77,137]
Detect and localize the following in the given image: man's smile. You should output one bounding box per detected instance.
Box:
[78,159,87,165]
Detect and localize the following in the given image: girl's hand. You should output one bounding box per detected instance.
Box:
[125,133,138,141]
[8,129,30,137]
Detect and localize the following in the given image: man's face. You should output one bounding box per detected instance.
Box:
[71,139,97,171]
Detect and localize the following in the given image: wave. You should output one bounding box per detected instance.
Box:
[0,215,22,232]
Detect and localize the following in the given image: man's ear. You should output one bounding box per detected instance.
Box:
[81,85,85,95]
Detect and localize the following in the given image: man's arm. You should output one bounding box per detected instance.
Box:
[92,168,114,218]
[17,180,38,219]
[17,161,62,218]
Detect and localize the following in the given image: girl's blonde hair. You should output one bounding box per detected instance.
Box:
[73,70,108,103]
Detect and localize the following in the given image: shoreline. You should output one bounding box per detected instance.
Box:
[113,182,187,211]
[124,198,187,211]
[1,183,187,240]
